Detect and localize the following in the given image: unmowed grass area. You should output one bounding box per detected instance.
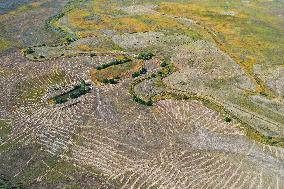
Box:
[0,37,12,52]
[155,1,284,76]
[15,70,66,105]
[0,119,11,141]
[62,0,207,41]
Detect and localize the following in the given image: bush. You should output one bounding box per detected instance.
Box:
[137,52,154,60]
[224,117,232,122]
[132,72,140,78]
[133,95,152,106]
[101,78,118,84]
[66,36,76,43]
[259,91,268,96]
[54,97,66,104]
[112,56,132,65]
[160,58,171,67]
[109,79,117,84]
[132,68,147,78]
[25,47,34,54]
[140,67,147,74]
[160,61,167,67]
[96,56,131,70]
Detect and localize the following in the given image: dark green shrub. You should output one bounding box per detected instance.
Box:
[140,68,147,74]
[96,56,131,70]
[25,47,34,54]
[224,117,232,122]
[101,78,118,84]
[133,96,152,106]
[66,36,76,43]
[109,79,117,84]
[52,80,91,104]
[132,72,140,78]
[259,91,268,96]
[132,68,147,78]
[160,61,167,67]
[137,52,154,60]
[54,97,66,104]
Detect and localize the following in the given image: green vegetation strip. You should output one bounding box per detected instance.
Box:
[100,78,119,84]
[129,58,174,106]
[132,68,147,78]
[130,58,284,148]
[137,52,155,60]
[46,0,84,43]
[51,80,91,104]
[96,56,132,70]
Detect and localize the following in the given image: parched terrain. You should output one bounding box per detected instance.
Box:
[0,0,284,188]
